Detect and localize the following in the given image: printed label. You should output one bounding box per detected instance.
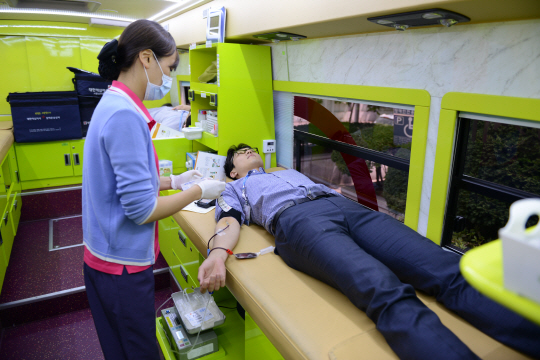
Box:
[201,92,207,98]
[206,40,212,48]
[185,307,214,327]
[218,195,232,212]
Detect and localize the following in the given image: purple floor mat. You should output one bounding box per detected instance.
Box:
[1,218,170,304]
[52,216,83,248]
[0,288,174,360]
[0,220,85,304]
[21,189,82,222]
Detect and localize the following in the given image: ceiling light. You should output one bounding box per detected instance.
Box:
[89,17,130,28]
[368,8,470,31]
[0,6,135,22]
[422,12,443,19]
[148,0,212,22]
[0,24,86,30]
[394,24,409,31]
[6,0,101,12]
[253,31,306,42]
[440,19,458,27]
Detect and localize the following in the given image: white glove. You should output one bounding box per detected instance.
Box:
[196,180,226,199]
[170,170,202,190]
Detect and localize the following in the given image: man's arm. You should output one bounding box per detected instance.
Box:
[198,216,241,293]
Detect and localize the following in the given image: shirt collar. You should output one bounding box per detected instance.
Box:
[110,80,154,123]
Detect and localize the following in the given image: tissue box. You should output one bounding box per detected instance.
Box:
[500,198,540,303]
[159,160,173,177]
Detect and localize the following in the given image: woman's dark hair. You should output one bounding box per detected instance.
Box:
[224,143,252,179]
[98,19,179,81]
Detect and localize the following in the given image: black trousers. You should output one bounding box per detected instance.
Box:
[274,196,540,360]
[84,263,160,360]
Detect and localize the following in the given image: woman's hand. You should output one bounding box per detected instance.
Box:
[198,253,227,293]
[170,170,202,190]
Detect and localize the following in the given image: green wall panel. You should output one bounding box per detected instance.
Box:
[0,36,32,115]
[26,36,81,92]
[80,38,110,73]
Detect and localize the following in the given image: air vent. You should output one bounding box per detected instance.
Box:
[6,0,101,12]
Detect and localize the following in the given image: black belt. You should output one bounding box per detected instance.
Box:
[271,194,336,234]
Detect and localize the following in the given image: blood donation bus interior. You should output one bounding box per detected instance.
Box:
[0,1,539,359]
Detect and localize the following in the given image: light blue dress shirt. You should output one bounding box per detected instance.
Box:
[215,168,340,235]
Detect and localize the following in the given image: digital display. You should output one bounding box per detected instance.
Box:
[210,15,219,28]
[268,142,274,145]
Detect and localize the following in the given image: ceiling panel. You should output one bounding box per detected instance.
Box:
[0,0,184,22]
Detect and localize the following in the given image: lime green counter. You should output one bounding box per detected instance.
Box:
[460,240,540,326]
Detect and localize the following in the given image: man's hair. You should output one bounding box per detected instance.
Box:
[224,143,252,179]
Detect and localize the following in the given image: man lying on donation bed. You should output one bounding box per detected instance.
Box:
[196,143,540,360]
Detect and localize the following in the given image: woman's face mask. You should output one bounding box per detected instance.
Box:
[143,51,172,101]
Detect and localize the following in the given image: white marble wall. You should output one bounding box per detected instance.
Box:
[270,19,540,235]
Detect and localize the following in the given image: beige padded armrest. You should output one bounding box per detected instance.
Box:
[172,168,532,360]
[0,130,14,163]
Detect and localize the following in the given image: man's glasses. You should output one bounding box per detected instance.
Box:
[234,147,259,156]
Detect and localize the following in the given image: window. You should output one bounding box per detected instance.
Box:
[442,116,540,252]
[293,96,414,222]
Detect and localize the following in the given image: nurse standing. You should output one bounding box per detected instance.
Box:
[82,20,225,359]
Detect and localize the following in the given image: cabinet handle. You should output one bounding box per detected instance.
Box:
[3,214,7,225]
[74,153,80,166]
[15,170,19,183]
[13,199,17,211]
[64,154,71,166]
[178,230,187,247]
[180,266,188,283]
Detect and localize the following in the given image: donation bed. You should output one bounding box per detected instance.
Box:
[172,168,532,360]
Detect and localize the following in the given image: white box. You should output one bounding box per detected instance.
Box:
[500,198,540,303]
[182,127,203,140]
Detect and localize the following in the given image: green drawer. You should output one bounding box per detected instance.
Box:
[177,228,199,264]
[0,207,15,264]
[9,192,21,236]
[158,218,181,268]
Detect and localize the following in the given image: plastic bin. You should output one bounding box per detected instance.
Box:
[7,91,83,143]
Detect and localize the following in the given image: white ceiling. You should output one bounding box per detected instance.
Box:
[0,0,202,22]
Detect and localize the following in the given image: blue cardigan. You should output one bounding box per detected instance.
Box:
[82,91,159,266]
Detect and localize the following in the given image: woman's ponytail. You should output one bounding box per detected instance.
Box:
[97,39,121,80]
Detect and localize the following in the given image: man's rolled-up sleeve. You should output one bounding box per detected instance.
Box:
[102,109,157,225]
[215,184,245,225]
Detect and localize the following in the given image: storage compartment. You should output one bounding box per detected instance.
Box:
[8,192,21,236]
[78,95,101,137]
[0,207,15,264]
[7,91,82,143]
[67,67,111,97]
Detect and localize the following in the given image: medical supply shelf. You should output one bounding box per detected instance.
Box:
[460,240,540,326]
[188,43,276,163]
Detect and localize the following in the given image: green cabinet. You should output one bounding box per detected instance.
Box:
[152,138,192,175]
[15,139,84,190]
[0,145,23,292]
[158,213,201,291]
